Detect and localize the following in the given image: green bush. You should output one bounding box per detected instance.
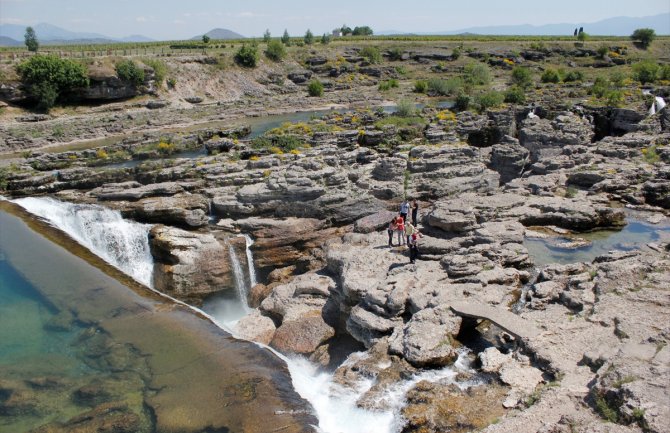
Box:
[308,79,324,97]
[142,59,167,85]
[597,45,609,59]
[427,77,463,96]
[395,99,415,117]
[463,62,491,86]
[264,40,286,62]
[660,65,670,81]
[609,71,626,87]
[252,135,303,152]
[632,61,659,84]
[378,79,398,91]
[360,46,382,64]
[451,47,461,60]
[16,54,89,110]
[591,77,611,98]
[631,28,656,49]
[475,90,504,111]
[414,80,428,93]
[115,60,145,86]
[541,68,561,83]
[577,32,588,42]
[235,44,259,68]
[562,70,584,82]
[388,48,403,61]
[320,33,331,45]
[454,93,470,111]
[504,86,526,104]
[352,26,373,36]
[605,90,624,107]
[511,66,533,88]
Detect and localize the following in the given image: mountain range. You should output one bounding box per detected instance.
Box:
[379,13,670,36]
[0,23,155,46]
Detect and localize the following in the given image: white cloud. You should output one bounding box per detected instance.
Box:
[0,17,26,24]
[173,19,185,24]
[135,16,147,22]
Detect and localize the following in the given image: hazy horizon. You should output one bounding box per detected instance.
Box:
[1,0,669,40]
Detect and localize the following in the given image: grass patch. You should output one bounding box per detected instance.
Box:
[374,116,426,129]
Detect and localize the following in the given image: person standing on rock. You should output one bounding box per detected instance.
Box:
[405,221,416,246]
[411,199,419,226]
[395,215,405,246]
[408,231,422,264]
[387,219,397,247]
[400,199,410,223]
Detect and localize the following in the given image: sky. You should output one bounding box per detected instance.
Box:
[1,0,669,40]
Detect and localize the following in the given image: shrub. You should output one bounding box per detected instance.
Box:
[202,35,210,44]
[308,79,324,97]
[504,86,526,104]
[631,28,656,49]
[660,65,670,81]
[360,46,382,64]
[609,71,626,87]
[427,77,463,96]
[562,70,584,82]
[388,48,403,61]
[320,33,331,45]
[475,91,504,111]
[451,47,461,60]
[577,32,588,42]
[264,39,286,62]
[142,59,167,85]
[304,29,314,45]
[511,66,532,88]
[115,60,145,86]
[235,44,259,68]
[167,77,177,89]
[605,90,624,107]
[414,80,428,93]
[395,99,415,117]
[591,77,610,98]
[454,93,470,111]
[378,79,398,91]
[597,45,609,59]
[463,62,491,86]
[16,55,89,110]
[632,61,659,84]
[541,68,561,83]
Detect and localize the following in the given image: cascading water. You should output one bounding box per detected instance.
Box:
[13,197,154,287]
[241,234,258,287]
[13,196,483,433]
[226,240,251,312]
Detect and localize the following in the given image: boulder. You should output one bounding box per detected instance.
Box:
[388,306,462,367]
[354,210,398,234]
[122,194,209,228]
[233,310,276,345]
[489,141,530,184]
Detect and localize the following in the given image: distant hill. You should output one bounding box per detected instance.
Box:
[0,22,154,46]
[192,28,245,40]
[0,36,21,47]
[434,13,670,36]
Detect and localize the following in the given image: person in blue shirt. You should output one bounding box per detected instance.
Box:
[400,199,410,223]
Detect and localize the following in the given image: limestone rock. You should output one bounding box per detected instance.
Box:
[233,310,276,345]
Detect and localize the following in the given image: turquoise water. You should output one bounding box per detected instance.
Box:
[525,220,670,266]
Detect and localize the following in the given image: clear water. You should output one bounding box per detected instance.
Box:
[525,219,670,266]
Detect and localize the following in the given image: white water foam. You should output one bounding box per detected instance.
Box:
[13,197,154,287]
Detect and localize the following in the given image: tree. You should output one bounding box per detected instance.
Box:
[263,29,271,43]
[320,33,331,45]
[24,26,39,52]
[281,29,291,46]
[202,34,210,44]
[341,25,352,35]
[577,31,588,42]
[352,26,373,36]
[17,55,89,111]
[631,28,656,49]
[304,29,314,45]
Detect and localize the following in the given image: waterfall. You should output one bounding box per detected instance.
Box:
[241,234,258,287]
[226,241,250,312]
[656,96,667,112]
[13,197,154,287]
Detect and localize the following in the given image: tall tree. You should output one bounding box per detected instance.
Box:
[281,29,291,46]
[263,29,271,43]
[304,29,314,45]
[24,27,39,52]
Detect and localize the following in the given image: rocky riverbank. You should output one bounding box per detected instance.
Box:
[2,38,669,432]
